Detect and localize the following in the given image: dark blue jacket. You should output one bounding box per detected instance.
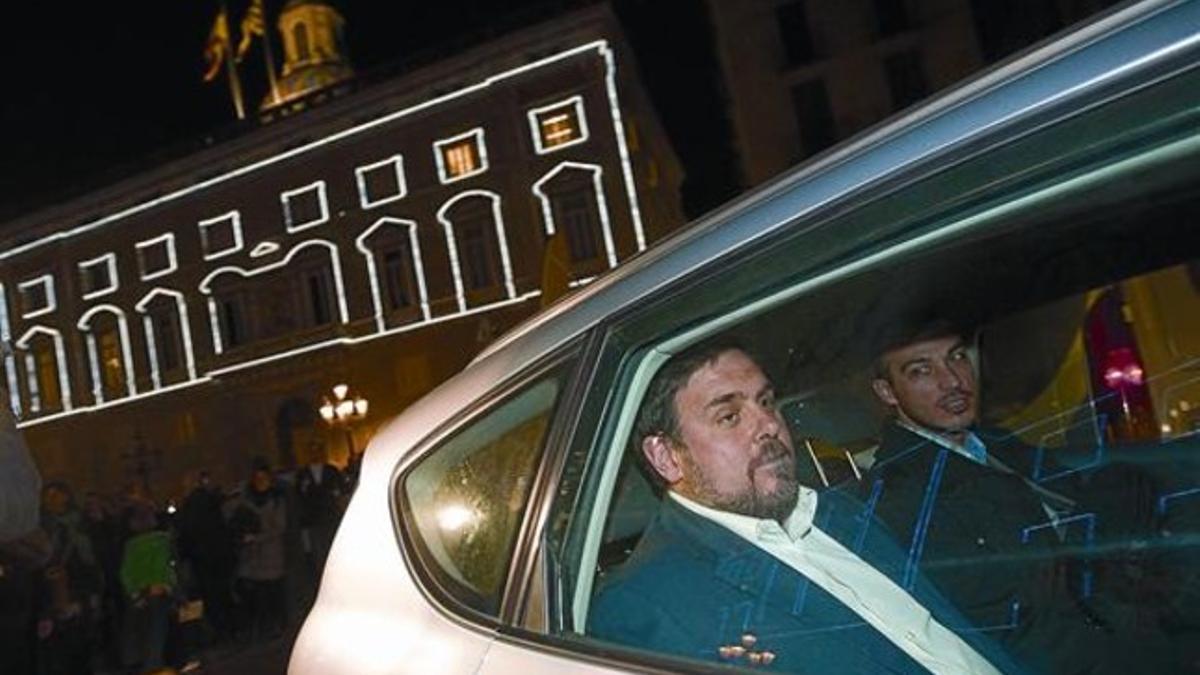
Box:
[589,489,1025,673]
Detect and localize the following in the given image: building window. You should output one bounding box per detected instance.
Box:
[282,181,330,232]
[294,22,311,61]
[458,218,497,292]
[147,304,182,377]
[24,342,61,413]
[553,190,602,264]
[357,219,429,329]
[200,211,244,260]
[873,0,913,39]
[383,248,417,311]
[435,129,488,184]
[776,1,817,65]
[218,294,248,350]
[355,155,407,208]
[304,266,335,327]
[18,275,55,319]
[790,79,836,158]
[79,254,119,299]
[97,327,126,401]
[884,49,929,109]
[136,234,177,280]
[528,96,589,154]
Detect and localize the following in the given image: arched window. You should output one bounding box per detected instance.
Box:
[78,307,136,404]
[293,22,311,61]
[356,218,430,332]
[533,163,616,281]
[437,192,515,312]
[16,327,70,414]
[201,241,345,355]
[136,289,196,389]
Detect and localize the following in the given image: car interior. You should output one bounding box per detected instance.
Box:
[584,171,1200,634]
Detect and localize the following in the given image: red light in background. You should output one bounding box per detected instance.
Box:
[1102,347,1144,389]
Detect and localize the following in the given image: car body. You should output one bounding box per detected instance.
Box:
[291,1,1200,672]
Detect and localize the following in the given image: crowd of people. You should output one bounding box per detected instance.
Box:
[1,446,357,675]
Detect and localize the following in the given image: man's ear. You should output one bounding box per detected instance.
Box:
[642,434,684,485]
[872,378,899,407]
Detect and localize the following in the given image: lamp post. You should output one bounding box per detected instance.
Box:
[318,383,369,463]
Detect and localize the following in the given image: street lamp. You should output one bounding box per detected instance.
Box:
[318,383,369,460]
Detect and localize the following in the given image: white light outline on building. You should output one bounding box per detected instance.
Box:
[6,41,649,426]
[77,305,138,404]
[78,253,120,300]
[15,325,72,413]
[528,95,590,155]
[599,44,647,251]
[250,241,281,258]
[354,217,431,333]
[282,180,331,233]
[355,155,408,209]
[433,128,489,185]
[0,284,19,416]
[12,290,543,429]
[17,275,57,320]
[134,288,198,389]
[436,190,515,312]
[199,238,349,355]
[532,161,618,269]
[0,41,637,264]
[203,291,541,379]
[199,211,245,260]
[135,233,179,281]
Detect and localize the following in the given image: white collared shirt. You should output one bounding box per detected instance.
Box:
[671,489,1002,675]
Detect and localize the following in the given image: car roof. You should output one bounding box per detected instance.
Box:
[367,0,1200,473]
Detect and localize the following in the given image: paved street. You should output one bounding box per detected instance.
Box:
[192,637,292,675]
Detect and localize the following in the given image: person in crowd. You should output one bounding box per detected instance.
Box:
[860,318,1193,672]
[37,480,105,675]
[293,442,348,593]
[229,457,291,643]
[589,339,1020,673]
[82,490,125,671]
[176,470,237,645]
[119,500,177,674]
[0,392,46,675]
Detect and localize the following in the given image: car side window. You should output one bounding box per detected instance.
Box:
[400,363,571,617]
[532,68,1200,673]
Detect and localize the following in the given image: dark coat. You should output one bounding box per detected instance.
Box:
[589,489,1024,673]
[854,421,1185,674]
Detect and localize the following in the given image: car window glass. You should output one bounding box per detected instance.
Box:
[402,368,568,617]
[537,76,1200,672]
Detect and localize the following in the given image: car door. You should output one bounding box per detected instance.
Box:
[484,8,1200,672]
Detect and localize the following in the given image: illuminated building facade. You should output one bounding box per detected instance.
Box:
[0,5,683,493]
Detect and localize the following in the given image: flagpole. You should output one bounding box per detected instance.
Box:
[261,1,282,106]
[221,0,246,120]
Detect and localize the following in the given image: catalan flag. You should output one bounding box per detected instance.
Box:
[237,0,266,62]
[203,8,231,82]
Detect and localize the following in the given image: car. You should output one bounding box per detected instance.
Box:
[290,1,1200,672]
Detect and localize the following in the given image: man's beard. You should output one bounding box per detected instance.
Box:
[680,438,799,522]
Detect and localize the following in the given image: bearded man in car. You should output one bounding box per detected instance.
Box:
[589,338,1020,674]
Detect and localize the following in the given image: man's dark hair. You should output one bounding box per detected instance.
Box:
[871,317,968,380]
[632,336,750,451]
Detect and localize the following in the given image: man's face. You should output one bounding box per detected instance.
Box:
[873,335,978,436]
[655,350,798,521]
[251,470,272,493]
[43,486,69,516]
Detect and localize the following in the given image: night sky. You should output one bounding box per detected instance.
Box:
[0,0,737,224]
